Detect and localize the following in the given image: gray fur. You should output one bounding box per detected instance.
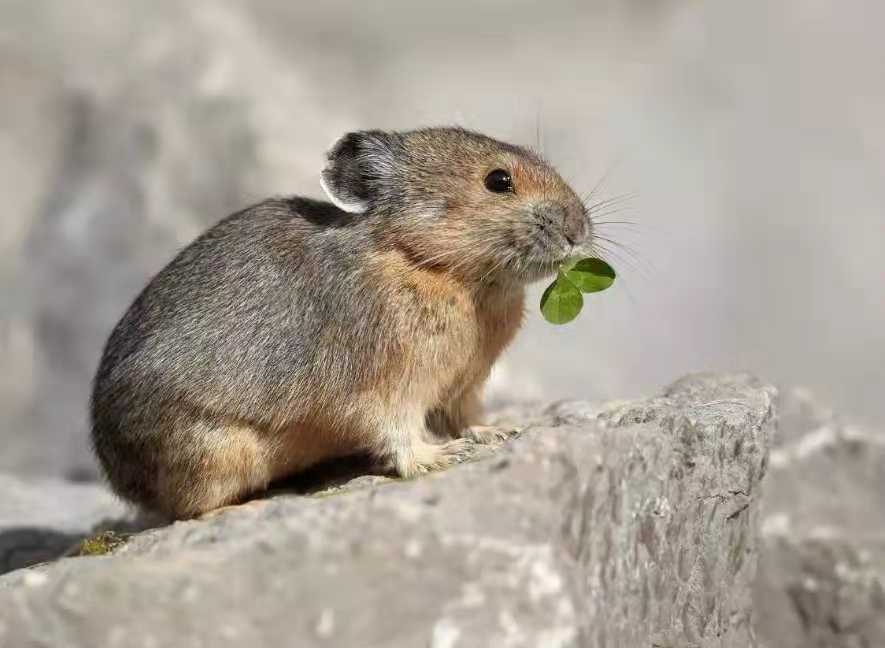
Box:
[92,197,387,505]
[91,127,588,517]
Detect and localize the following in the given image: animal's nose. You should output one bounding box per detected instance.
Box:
[536,202,588,247]
[562,206,587,246]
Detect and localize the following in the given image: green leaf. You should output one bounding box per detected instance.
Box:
[540,275,584,324]
[564,257,616,293]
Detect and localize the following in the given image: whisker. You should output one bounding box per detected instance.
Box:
[581,156,624,203]
[585,240,642,307]
[592,220,640,227]
[589,203,635,217]
[594,235,649,269]
[593,235,642,259]
[591,240,654,282]
[592,223,646,236]
[589,243,637,275]
[477,249,517,285]
[585,192,638,213]
[535,109,545,157]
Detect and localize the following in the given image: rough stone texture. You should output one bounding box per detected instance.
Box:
[0,474,130,576]
[754,388,885,648]
[0,373,772,647]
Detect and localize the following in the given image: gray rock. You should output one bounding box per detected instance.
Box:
[1,0,353,479]
[754,388,885,648]
[0,473,130,576]
[0,373,773,647]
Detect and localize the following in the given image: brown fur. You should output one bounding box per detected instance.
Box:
[90,127,591,518]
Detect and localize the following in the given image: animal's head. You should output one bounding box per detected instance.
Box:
[321,127,591,283]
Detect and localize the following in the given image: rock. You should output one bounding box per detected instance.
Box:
[1,0,354,479]
[0,473,130,576]
[754,388,885,648]
[0,373,773,647]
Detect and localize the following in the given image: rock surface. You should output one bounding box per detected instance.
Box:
[1,0,353,480]
[754,387,885,648]
[0,373,773,647]
[0,473,131,576]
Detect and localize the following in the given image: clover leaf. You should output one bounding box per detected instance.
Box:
[564,258,615,293]
[539,257,615,325]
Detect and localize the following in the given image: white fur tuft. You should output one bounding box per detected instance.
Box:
[319,171,367,213]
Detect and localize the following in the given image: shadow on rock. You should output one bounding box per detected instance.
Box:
[0,527,85,575]
[0,514,164,576]
[0,454,391,577]
[266,452,390,498]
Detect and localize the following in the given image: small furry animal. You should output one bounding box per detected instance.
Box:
[91,127,592,518]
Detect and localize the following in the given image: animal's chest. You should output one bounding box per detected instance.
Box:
[425,288,524,394]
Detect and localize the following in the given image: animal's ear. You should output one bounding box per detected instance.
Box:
[320,130,399,213]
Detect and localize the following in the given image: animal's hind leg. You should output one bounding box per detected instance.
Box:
[156,420,271,519]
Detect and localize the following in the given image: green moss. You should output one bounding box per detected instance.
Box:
[310,489,342,499]
[75,530,128,556]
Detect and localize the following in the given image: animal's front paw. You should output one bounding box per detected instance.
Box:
[416,438,474,471]
[396,439,476,478]
[463,425,519,445]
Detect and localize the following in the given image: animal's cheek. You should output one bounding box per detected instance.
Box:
[423,197,450,219]
[503,229,522,251]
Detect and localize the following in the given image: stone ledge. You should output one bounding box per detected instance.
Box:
[0,373,774,648]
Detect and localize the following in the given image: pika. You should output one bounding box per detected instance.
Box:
[91,127,591,519]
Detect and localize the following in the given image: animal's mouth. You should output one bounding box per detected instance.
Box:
[505,254,566,284]
[517,231,597,282]
[534,257,565,273]
[484,231,594,285]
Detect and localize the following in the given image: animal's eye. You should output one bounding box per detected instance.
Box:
[484,169,513,194]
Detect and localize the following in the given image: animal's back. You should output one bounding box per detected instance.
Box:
[90,197,378,512]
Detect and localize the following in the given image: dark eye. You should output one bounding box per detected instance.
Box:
[484,169,513,193]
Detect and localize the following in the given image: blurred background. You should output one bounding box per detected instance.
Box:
[1,0,883,480]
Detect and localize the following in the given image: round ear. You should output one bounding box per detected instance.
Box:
[320,130,399,213]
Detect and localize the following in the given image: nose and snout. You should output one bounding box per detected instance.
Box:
[534,202,589,247]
